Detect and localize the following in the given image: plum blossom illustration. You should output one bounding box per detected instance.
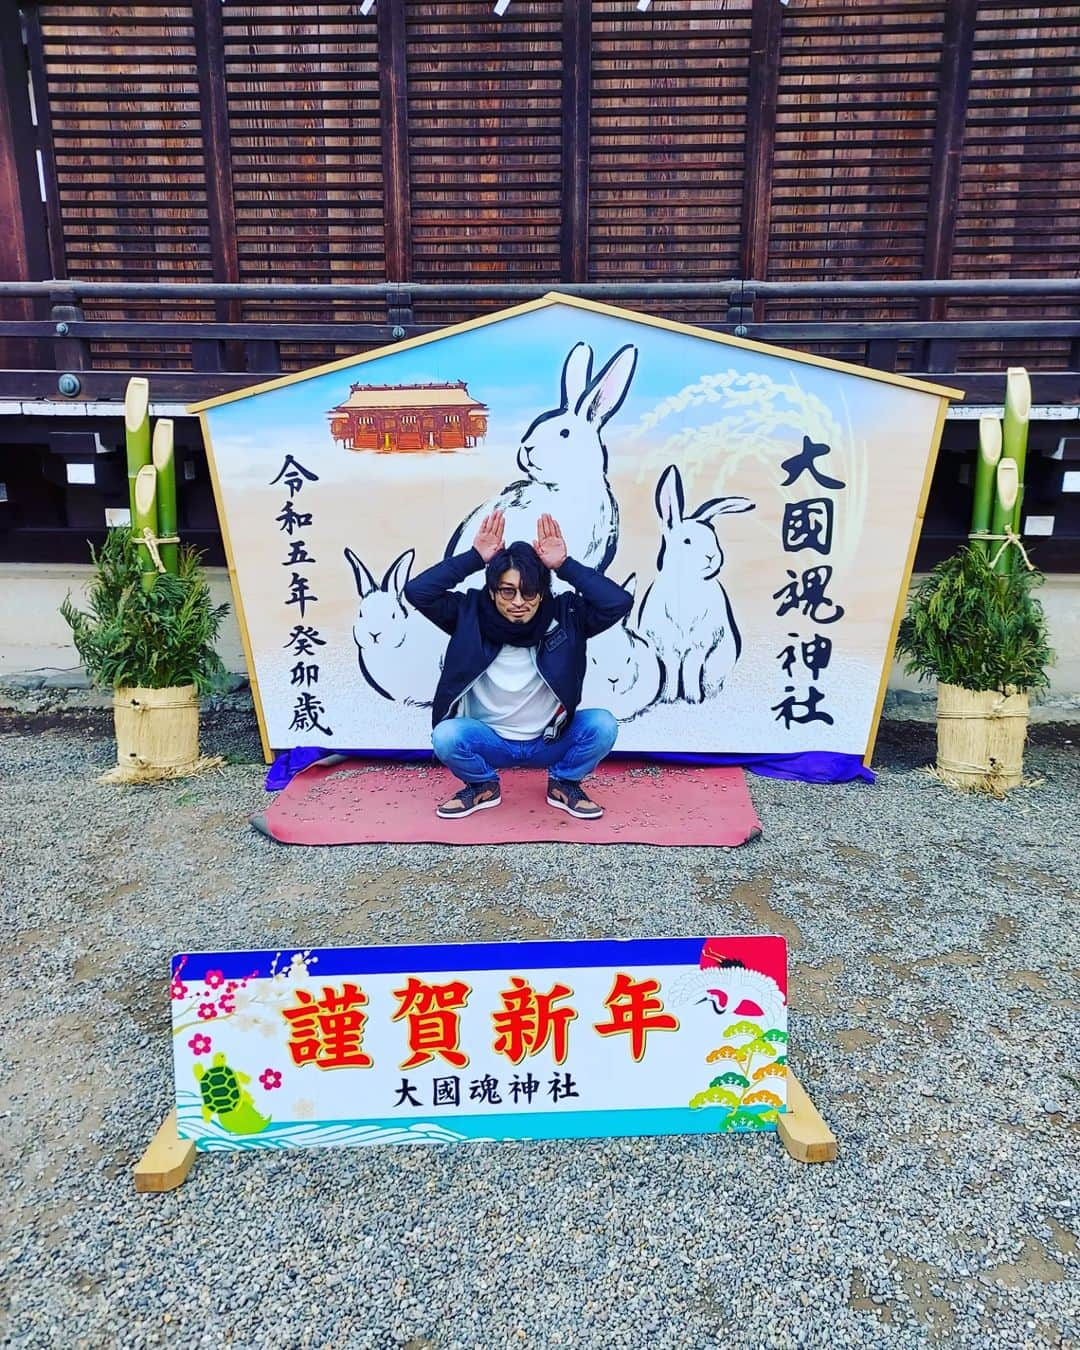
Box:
[172,951,319,1045]
[259,1069,283,1091]
[188,1033,212,1056]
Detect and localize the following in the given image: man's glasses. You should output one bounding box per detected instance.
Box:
[494,584,539,602]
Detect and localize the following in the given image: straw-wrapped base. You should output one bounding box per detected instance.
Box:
[102,685,222,784]
[935,683,1029,793]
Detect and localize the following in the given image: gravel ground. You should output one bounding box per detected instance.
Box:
[1,707,1077,1350]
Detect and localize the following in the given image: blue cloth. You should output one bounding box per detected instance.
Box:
[265,746,874,791]
[402,548,633,731]
[654,750,875,785]
[432,709,619,786]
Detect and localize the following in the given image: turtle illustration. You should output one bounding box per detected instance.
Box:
[193,1053,271,1135]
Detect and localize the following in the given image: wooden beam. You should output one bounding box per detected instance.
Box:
[1,368,1077,408]
[560,0,592,282]
[49,298,90,371]
[866,340,899,372]
[6,318,1079,347]
[3,278,1078,303]
[20,3,66,279]
[740,0,784,292]
[191,0,240,322]
[0,4,50,367]
[3,318,1076,344]
[133,1109,197,1193]
[921,0,978,321]
[777,1072,838,1164]
[377,0,412,282]
[0,319,444,342]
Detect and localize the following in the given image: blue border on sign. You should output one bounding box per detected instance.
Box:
[172,936,710,982]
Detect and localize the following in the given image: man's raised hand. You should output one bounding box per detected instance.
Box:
[472,509,506,562]
[533,513,568,570]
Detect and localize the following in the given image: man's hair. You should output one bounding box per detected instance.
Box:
[485,541,551,597]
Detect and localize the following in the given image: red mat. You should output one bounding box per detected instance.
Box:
[254,760,761,848]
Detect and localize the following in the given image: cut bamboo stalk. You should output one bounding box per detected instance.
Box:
[970,415,1002,555]
[1001,366,1031,538]
[133,464,159,591]
[990,459,1020,575]
[124,377,151,521]
[152,418,178,574]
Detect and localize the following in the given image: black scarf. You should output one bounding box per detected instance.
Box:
[477,586,556,649]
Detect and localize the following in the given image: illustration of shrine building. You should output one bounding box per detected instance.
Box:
[328,381,489,452]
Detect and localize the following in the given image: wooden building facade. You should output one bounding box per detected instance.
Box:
[0,0,1078,566]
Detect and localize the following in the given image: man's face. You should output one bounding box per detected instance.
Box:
[491,567,541,623]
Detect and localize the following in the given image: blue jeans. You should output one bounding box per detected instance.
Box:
[432,709,618,786]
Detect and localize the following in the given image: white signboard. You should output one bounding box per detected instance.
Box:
[171,936,789,1151]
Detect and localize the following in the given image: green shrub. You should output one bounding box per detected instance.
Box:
[60,527,230,693]
[896,544,1052,694]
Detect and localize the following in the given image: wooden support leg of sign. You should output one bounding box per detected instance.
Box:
[778,1073,838,1164]
[133,1109,196,1192]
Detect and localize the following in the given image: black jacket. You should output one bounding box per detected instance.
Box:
[404,548,633,733]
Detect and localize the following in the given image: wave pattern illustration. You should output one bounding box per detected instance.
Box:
[177,1092,484,1152]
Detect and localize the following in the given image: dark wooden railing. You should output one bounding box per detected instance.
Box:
[2,277,1077,570]
[2,277,1080,405]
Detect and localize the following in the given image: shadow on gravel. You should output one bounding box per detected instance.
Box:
[0,702,265,765]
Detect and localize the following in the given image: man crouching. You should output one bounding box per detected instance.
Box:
[404,510,633,820]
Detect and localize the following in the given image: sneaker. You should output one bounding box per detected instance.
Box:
[436,779,501,819]
[546,777,604,820]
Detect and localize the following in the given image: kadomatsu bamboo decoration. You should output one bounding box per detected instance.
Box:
[990,459,1019,575]
[970,367,1031,573]
[60,526,230,783]
[1002,366,1031,536]
[133,463,159,591]
[152,417,178,574]
[896,544,1053,793]
[124,377,151,520]
[970,415,1002,558]
[60,528,229,694]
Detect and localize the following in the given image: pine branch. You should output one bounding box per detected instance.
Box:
[896,545,1053,694]
[60,528,230,692]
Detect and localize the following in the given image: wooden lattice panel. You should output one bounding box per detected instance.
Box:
[12,1,1080,379]
[766,0,946,325]
[37,2,213,367]
[405,0,564,326]
[948,2,1080,371]
[223,0,385,358]
[590,0,751,309]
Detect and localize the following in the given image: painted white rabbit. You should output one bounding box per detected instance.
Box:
[581,574,662,722]
[637,465,755,705]
[445,342,637,578]
[344,547,447,707]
